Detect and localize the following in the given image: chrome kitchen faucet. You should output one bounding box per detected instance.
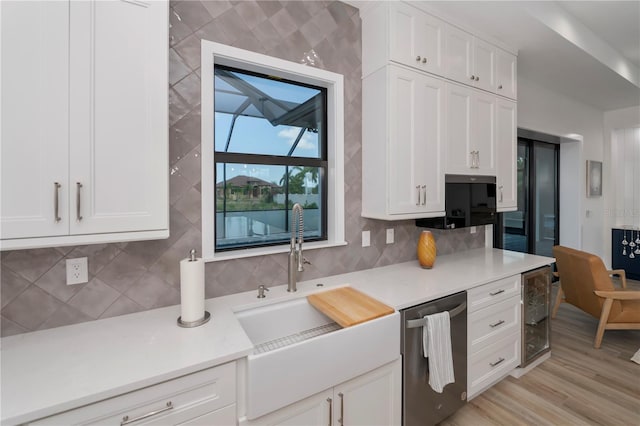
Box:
[288,203,309,292]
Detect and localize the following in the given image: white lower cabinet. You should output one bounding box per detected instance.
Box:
[30,362,236,426]
[240,358,402,426]
[467,277,521,399]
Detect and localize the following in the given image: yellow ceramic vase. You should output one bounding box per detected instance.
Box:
[417,230,437,269]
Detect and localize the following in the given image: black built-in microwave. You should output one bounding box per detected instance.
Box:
[416,174,497,229]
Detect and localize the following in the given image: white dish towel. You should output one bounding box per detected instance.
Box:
[422,311,455,393]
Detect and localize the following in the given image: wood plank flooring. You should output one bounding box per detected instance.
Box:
[442,281,640,426]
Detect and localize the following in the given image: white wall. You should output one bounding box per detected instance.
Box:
[603,105,640,266]
[517,75,605,258]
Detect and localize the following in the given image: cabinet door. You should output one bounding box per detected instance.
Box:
[389,3,445,75]
[388,2,422,70]
[496,99,517,211]
[414,73,445,213]
[472,38,496,93]
[241,389,332,426]
[69,0,168,235]
[496,49,517,100]
[388,67,445,215]
[388,67,421,214]
[445,83,473,174]
[0,1,70,239]
[471,90,496,174]
[333,359,401,426]
[444,25,473,84]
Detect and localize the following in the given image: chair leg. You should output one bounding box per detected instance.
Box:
[552,285,564,319]
[594,298,613,349]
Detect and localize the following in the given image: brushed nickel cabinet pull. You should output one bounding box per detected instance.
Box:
[421,185,426,206]
[121,401,173,425]
[490,357,505,367]
[499,185,504,203]
[76,182,83,221]
[489,319,505,328]
[489,289,505,296]
[54,182,61,222]
[338,392,344,425]
[416,185,421,206]
[327,397,332,426]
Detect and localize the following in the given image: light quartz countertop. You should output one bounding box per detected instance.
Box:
[0,248,553,425]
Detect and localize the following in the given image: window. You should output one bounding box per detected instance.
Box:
[201,42,345,261]
[214,65,327,251]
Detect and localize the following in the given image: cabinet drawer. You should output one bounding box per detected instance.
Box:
[467,275,520,312]
[468,295,520,352]
[32,362,236,425]
[468,333,520,398]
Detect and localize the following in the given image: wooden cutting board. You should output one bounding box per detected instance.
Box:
[307,286,394,328]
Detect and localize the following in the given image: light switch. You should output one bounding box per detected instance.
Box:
[362,230,371,247]
[386,228,394,244]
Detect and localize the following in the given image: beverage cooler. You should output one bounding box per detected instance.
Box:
[521,266,552,366]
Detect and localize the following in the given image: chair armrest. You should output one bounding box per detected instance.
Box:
[607,269,627,288]
[594,290,640,300]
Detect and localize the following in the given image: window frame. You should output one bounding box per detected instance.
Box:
[201,41,345,262]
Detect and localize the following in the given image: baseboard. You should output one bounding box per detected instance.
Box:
[509,351,551,379]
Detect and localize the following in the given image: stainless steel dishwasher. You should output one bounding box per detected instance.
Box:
[401,291,467,426]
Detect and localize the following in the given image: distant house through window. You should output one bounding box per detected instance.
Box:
[201,42,345,261]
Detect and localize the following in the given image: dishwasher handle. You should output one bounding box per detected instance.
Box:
[405,302,466,329]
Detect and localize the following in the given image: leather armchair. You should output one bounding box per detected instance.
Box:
[552,245,640,348]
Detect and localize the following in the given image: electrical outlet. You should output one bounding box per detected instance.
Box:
[66,257,88,285]
[362,230,371,247]
[386,228,394,244]
[470,226,477,234]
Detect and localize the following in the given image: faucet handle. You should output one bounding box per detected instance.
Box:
[298,256,311,272]
[257,285,269,298]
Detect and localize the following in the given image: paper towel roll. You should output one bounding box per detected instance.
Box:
[180,255,205,323]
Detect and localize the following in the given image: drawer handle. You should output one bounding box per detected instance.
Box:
[338,392,344,425]
[489,289,505,296]
[489,357,505,367]
[327,397,332,426]
[121,401,173,425]
[489,319,505,328]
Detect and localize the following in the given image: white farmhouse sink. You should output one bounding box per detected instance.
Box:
[235,290,400,419]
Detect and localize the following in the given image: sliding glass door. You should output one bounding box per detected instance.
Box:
[497,138,559,256]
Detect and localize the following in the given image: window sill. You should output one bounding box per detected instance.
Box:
[204,239,348,262]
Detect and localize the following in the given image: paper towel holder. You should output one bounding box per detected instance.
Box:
[177,310,210,328]
[177,249,210,328]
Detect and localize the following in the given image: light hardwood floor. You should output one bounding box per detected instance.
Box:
[443,281,640,426]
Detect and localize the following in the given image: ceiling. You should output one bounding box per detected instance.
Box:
[351,1,640,112]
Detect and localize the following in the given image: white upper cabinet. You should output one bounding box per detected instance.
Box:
[445,25,496,93]
[445,83,496,176]
[1,1,70,240]
[0,0,169,250]
[68,0,168,236]
[362,2,445,77]
[496,48,517,100]
[362,65,445,220]
[388,2,445,76]
[496,98,518,211]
